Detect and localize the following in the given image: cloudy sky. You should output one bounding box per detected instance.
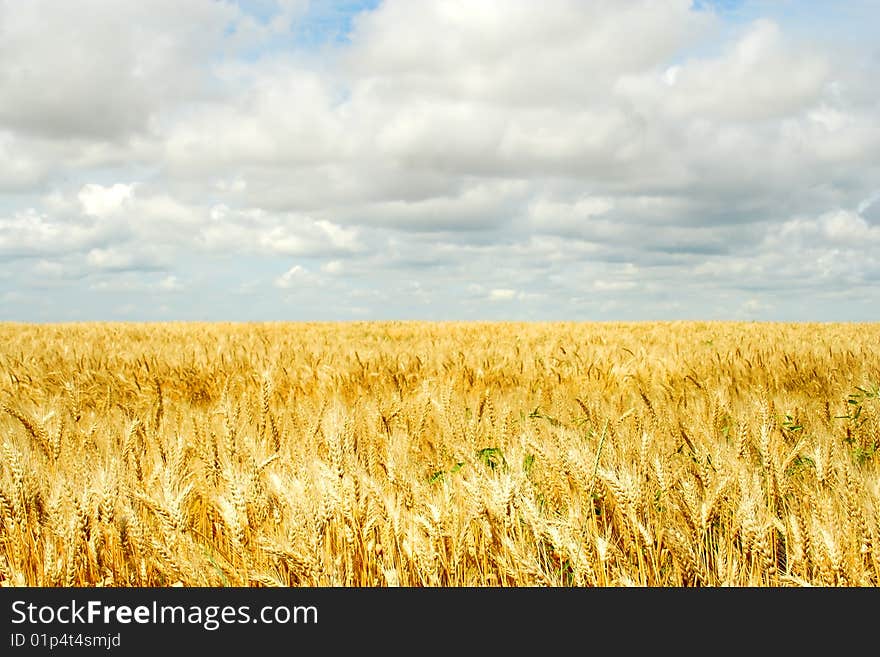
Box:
[1,0,879,321]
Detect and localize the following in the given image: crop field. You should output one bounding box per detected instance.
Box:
[0,321,878,587]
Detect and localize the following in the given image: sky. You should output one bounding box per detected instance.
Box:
[1,0,879,322]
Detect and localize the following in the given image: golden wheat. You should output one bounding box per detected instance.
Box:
[0,321,878,586]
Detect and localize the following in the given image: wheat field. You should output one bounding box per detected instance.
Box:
[0,321,878,587]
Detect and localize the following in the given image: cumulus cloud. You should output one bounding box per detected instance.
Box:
[85,246,165,272]
[488,288,517,301]
[321,260,344,274]
[201,206,362,256]
[78,184,135,218]
[617,19,830,121]
[158,275,182,291]
[90,273,184,292]
[275,264,319,289]
[774,210,880,247]
[1,0,879,320]
[593,280,637,292]
[0,208,108,258]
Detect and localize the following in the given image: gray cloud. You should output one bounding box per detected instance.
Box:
[0,2,231,139]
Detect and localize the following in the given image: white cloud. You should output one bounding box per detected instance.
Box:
[321,260,344,274]
[90,274,183,293]
[775,209,880,247]
[158,275,183,291]
[31,259,67,279]
[858,192,880,216]
[0,208,105,257]
[807,106,851,133]
[200,207,362,257]
[593,280,637,292]
[275,265,319,289]
[214,177,247,193]
[345,0,708,103]
[529,196,614,224]
[739,298,771,318]
[85,247,156,271]
[484,288,542,303]
[2,1,880,320]
[489,288,517,301]
[258,217,361,255]
[617,20,830,121]
[78,184,135,218]
[693,259,759,278]
[163,66,345,173]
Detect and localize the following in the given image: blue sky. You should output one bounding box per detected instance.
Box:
[233,0,381,51]
[1,0,879,321]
